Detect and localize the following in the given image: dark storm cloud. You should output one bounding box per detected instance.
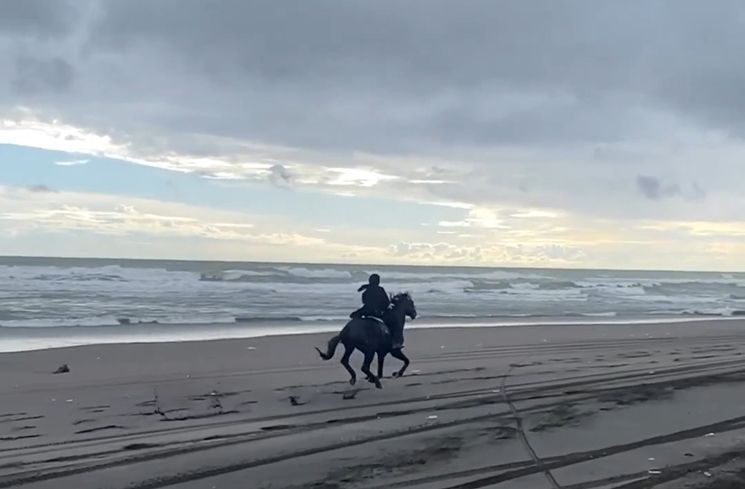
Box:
[1,0,744,221]
[637,175,674,200]
[0,0,78,39]
[636,175,708,202]
[12,56,74,94]
[4,0,745,149]
[62,1,743,151]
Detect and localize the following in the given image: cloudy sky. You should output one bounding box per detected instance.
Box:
[2,1,745,270]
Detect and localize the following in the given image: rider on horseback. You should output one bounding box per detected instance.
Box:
[351,273,389,320]
[350,274,404,349]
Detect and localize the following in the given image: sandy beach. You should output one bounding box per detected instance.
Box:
[3,320,745,488]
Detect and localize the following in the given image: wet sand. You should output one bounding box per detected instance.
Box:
[3,320,745,488]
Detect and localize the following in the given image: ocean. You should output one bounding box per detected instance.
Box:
[1,256,744,351]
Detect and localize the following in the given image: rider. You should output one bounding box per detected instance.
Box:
[351,273,389,319]
[350,274,404,350]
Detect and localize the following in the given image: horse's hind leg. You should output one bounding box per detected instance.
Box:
[377,351,386,379]
[340,345,356,385]
[361,350,381,389]
[390,349,410,378]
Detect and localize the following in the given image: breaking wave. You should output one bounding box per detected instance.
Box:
[2,258,745,328]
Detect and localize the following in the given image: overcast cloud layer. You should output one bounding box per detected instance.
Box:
[2,1,745,269]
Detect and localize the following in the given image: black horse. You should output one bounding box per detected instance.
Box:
[316,292,417,388]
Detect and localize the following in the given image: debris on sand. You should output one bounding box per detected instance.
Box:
[289,396,306,406]
[53,364,70,374]
[208,392,223,412]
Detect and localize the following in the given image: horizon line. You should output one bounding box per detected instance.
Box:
[0,254,740,276]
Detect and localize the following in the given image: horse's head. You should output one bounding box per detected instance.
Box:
[392,292,417,320]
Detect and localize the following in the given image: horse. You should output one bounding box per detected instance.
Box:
[315,292,417,388]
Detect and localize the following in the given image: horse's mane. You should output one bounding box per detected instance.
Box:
[391,291,411,303]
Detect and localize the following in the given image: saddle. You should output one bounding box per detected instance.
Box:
[360,315,386,325]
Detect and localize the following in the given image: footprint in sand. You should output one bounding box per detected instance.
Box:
[75,425,126,435]
[123,443,160,450]
[0,415,44,424]
[0,412,27,418]
[79,405,111,414]
[0,434,40,441]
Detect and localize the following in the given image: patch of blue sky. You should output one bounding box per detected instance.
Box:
[0,144,462,229]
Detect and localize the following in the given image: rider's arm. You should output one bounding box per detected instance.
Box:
[381,288,391,308]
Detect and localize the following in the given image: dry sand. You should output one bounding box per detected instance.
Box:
[3,320,745,488]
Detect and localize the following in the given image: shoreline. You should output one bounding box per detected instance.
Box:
[1,315,743,354]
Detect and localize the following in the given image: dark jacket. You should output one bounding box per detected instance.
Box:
[360,284,390,314]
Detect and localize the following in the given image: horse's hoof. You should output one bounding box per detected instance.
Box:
[349,378,356,386]
[375,381,383,389]
[392,372,400,378]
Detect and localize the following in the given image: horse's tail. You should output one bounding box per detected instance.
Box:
[316,335,341,360]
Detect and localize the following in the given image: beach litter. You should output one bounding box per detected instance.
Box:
[53,364,70,374]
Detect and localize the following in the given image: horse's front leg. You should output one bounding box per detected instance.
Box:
[390,349,410,378]
[377,351,386,379]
